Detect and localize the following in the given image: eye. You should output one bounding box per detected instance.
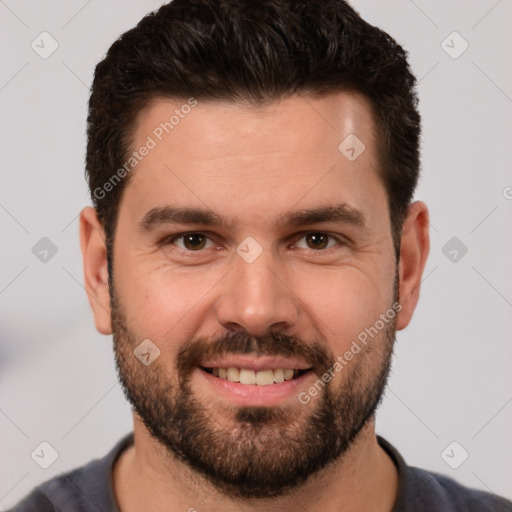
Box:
[294,232,342,251]
[164,231,344,254]
[167,232,216,251]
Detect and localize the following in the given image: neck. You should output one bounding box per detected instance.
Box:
[113,416,398,512]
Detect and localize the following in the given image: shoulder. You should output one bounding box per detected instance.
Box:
[377,436,512,512]
[5,434,133,512]
[5,465,101,512]
[4,489,55,512]
[405,464,512,511]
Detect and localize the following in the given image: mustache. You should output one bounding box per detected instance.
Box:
[176,330,335,378]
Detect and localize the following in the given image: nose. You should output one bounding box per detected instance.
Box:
[214,248,300,336]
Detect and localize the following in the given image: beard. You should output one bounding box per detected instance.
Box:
[111,276,398,500]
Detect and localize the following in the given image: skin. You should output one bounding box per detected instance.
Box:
[80,92,429,512]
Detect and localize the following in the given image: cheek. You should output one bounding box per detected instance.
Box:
[296,266,393,351]
[115,261,219,339]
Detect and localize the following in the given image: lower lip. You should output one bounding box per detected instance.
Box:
[195,368,315,407]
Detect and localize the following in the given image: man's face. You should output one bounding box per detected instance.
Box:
[109,93,399,498]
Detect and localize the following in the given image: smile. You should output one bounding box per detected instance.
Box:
[202,367,310,385]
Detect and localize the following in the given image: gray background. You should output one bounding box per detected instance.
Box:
[1,0,511,508]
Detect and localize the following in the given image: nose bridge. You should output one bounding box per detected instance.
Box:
[215,246,298,334]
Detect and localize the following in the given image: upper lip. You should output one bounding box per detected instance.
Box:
[200,356,312,372]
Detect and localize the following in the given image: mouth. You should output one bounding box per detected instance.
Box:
[196,360,316,407]
[201,366,311,385]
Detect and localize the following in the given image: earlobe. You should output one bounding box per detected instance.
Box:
[396,201,430,331]
[79,207,112,335]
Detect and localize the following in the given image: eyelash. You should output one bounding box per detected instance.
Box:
[163,231,346,255]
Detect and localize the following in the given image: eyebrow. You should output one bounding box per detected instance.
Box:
[139,203,366,232]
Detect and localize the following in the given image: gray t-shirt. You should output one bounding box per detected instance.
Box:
[6,433,512,511]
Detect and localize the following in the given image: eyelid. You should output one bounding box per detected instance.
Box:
[291,231,346,251]
[162,231,217,252]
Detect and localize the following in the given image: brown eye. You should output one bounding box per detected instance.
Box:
[169,233,214,252]
[305,232,329,250]
[294,232,341,251]
[182,233,206,250]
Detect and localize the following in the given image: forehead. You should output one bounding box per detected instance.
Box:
[119,92,387,234]
[132,92,377,162]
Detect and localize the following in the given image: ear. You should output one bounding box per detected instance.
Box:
[396,201,430,331]
[79,207,112,335]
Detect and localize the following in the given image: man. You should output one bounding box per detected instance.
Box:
[8,0,512,511]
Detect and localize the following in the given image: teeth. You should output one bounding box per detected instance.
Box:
[273,368,285,383]
[208,367,305,385]
[227,367,240,382]
[284,369,294,381]
[239,368,256,385]
[256,369,274,386]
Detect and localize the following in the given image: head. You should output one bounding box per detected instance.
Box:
[80,0,429,500]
